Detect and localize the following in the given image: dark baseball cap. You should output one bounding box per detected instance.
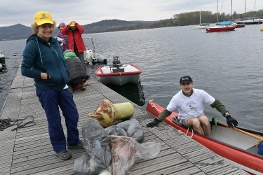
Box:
[180,76,193,84]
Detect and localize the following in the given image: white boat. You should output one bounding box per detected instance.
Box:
[192,4,210,30]
[85,37,108,65]
[94,56,142,86]
[0,50,6,72]
[236,0,262,25]
[236,19,262,25]
[192,23,209,30]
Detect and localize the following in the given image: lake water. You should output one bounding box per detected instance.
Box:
[1,25,263,132]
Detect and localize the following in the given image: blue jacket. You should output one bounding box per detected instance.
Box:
[21,35,70,91]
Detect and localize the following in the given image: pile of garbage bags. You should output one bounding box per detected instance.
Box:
[73,118,161,175]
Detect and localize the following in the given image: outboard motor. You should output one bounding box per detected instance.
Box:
[85,37,108,65]
[112,56,121,67]
[94,53,107,65]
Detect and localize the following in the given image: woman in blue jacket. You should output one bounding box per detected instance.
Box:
[21,11,83,160]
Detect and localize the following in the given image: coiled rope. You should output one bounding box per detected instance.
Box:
[0,115,36,131]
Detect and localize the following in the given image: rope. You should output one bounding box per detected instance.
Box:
[0,118,12,131]
[149,100,195,138]
[0,115,36,131]
[186,127,194,138]
[149,100,162,113]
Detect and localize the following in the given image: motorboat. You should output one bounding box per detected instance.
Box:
[85,37,107,65]
[146,99,263,175]
[94,56,142,86]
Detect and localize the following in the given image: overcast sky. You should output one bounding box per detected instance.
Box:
[1,0,262,27]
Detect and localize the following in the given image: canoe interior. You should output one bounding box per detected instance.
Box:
[172,117,263,158]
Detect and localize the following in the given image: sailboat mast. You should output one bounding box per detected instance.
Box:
[200,0,202,25]
[216,0,218,22]
[245,0,246,14]
[231,0,232,18]
[200,9,202,25]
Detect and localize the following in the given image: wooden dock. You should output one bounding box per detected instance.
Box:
[0,63,249,175]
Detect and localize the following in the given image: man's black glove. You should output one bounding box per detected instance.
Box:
[146,118,161,128]
[225,113,238,127]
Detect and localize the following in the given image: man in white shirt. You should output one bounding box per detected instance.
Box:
[146,76,238,136]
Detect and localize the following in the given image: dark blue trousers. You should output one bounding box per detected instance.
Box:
[36,87,80,152]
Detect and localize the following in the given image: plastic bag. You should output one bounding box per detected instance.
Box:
[74,118,160,175]
[109,135,161,175]
[106,118,144,143]
[134,141,161,160]
[73,153,99,175]
[109,136,137,175]
[105,125,127,137]
[73,118,111,175]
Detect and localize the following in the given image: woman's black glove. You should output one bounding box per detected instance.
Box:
[225,113,238,127]
[146,118,161,128]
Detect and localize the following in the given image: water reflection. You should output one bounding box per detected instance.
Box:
[106,81,145,106]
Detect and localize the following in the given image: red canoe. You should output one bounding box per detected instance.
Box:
[146,99,263,174]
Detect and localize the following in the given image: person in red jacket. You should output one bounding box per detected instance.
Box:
[61,21,86,71]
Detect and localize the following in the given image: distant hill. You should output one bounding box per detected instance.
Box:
[83,19,155,33]
[2,8,262,41]
[0,24,32,41]
[0,20,156,41]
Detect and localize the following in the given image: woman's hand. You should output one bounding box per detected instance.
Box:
[41,73,50,79]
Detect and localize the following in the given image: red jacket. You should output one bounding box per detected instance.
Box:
[61,23,86,52]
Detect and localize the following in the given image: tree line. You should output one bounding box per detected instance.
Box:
[82,9,263,33]
[1,9,263,40]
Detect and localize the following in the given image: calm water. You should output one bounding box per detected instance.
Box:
[1,25,263,132]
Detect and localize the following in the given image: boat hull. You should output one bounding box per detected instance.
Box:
[206,26,235,32]
[146,99,263,174]
[192,25,207,30]
[98,74,140,86]
[235,24,245,28]
[94,64,142,86]
[236,20,262,25]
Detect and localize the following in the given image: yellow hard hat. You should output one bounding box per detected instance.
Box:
[70,22,75,27]
[34,11,53,25]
